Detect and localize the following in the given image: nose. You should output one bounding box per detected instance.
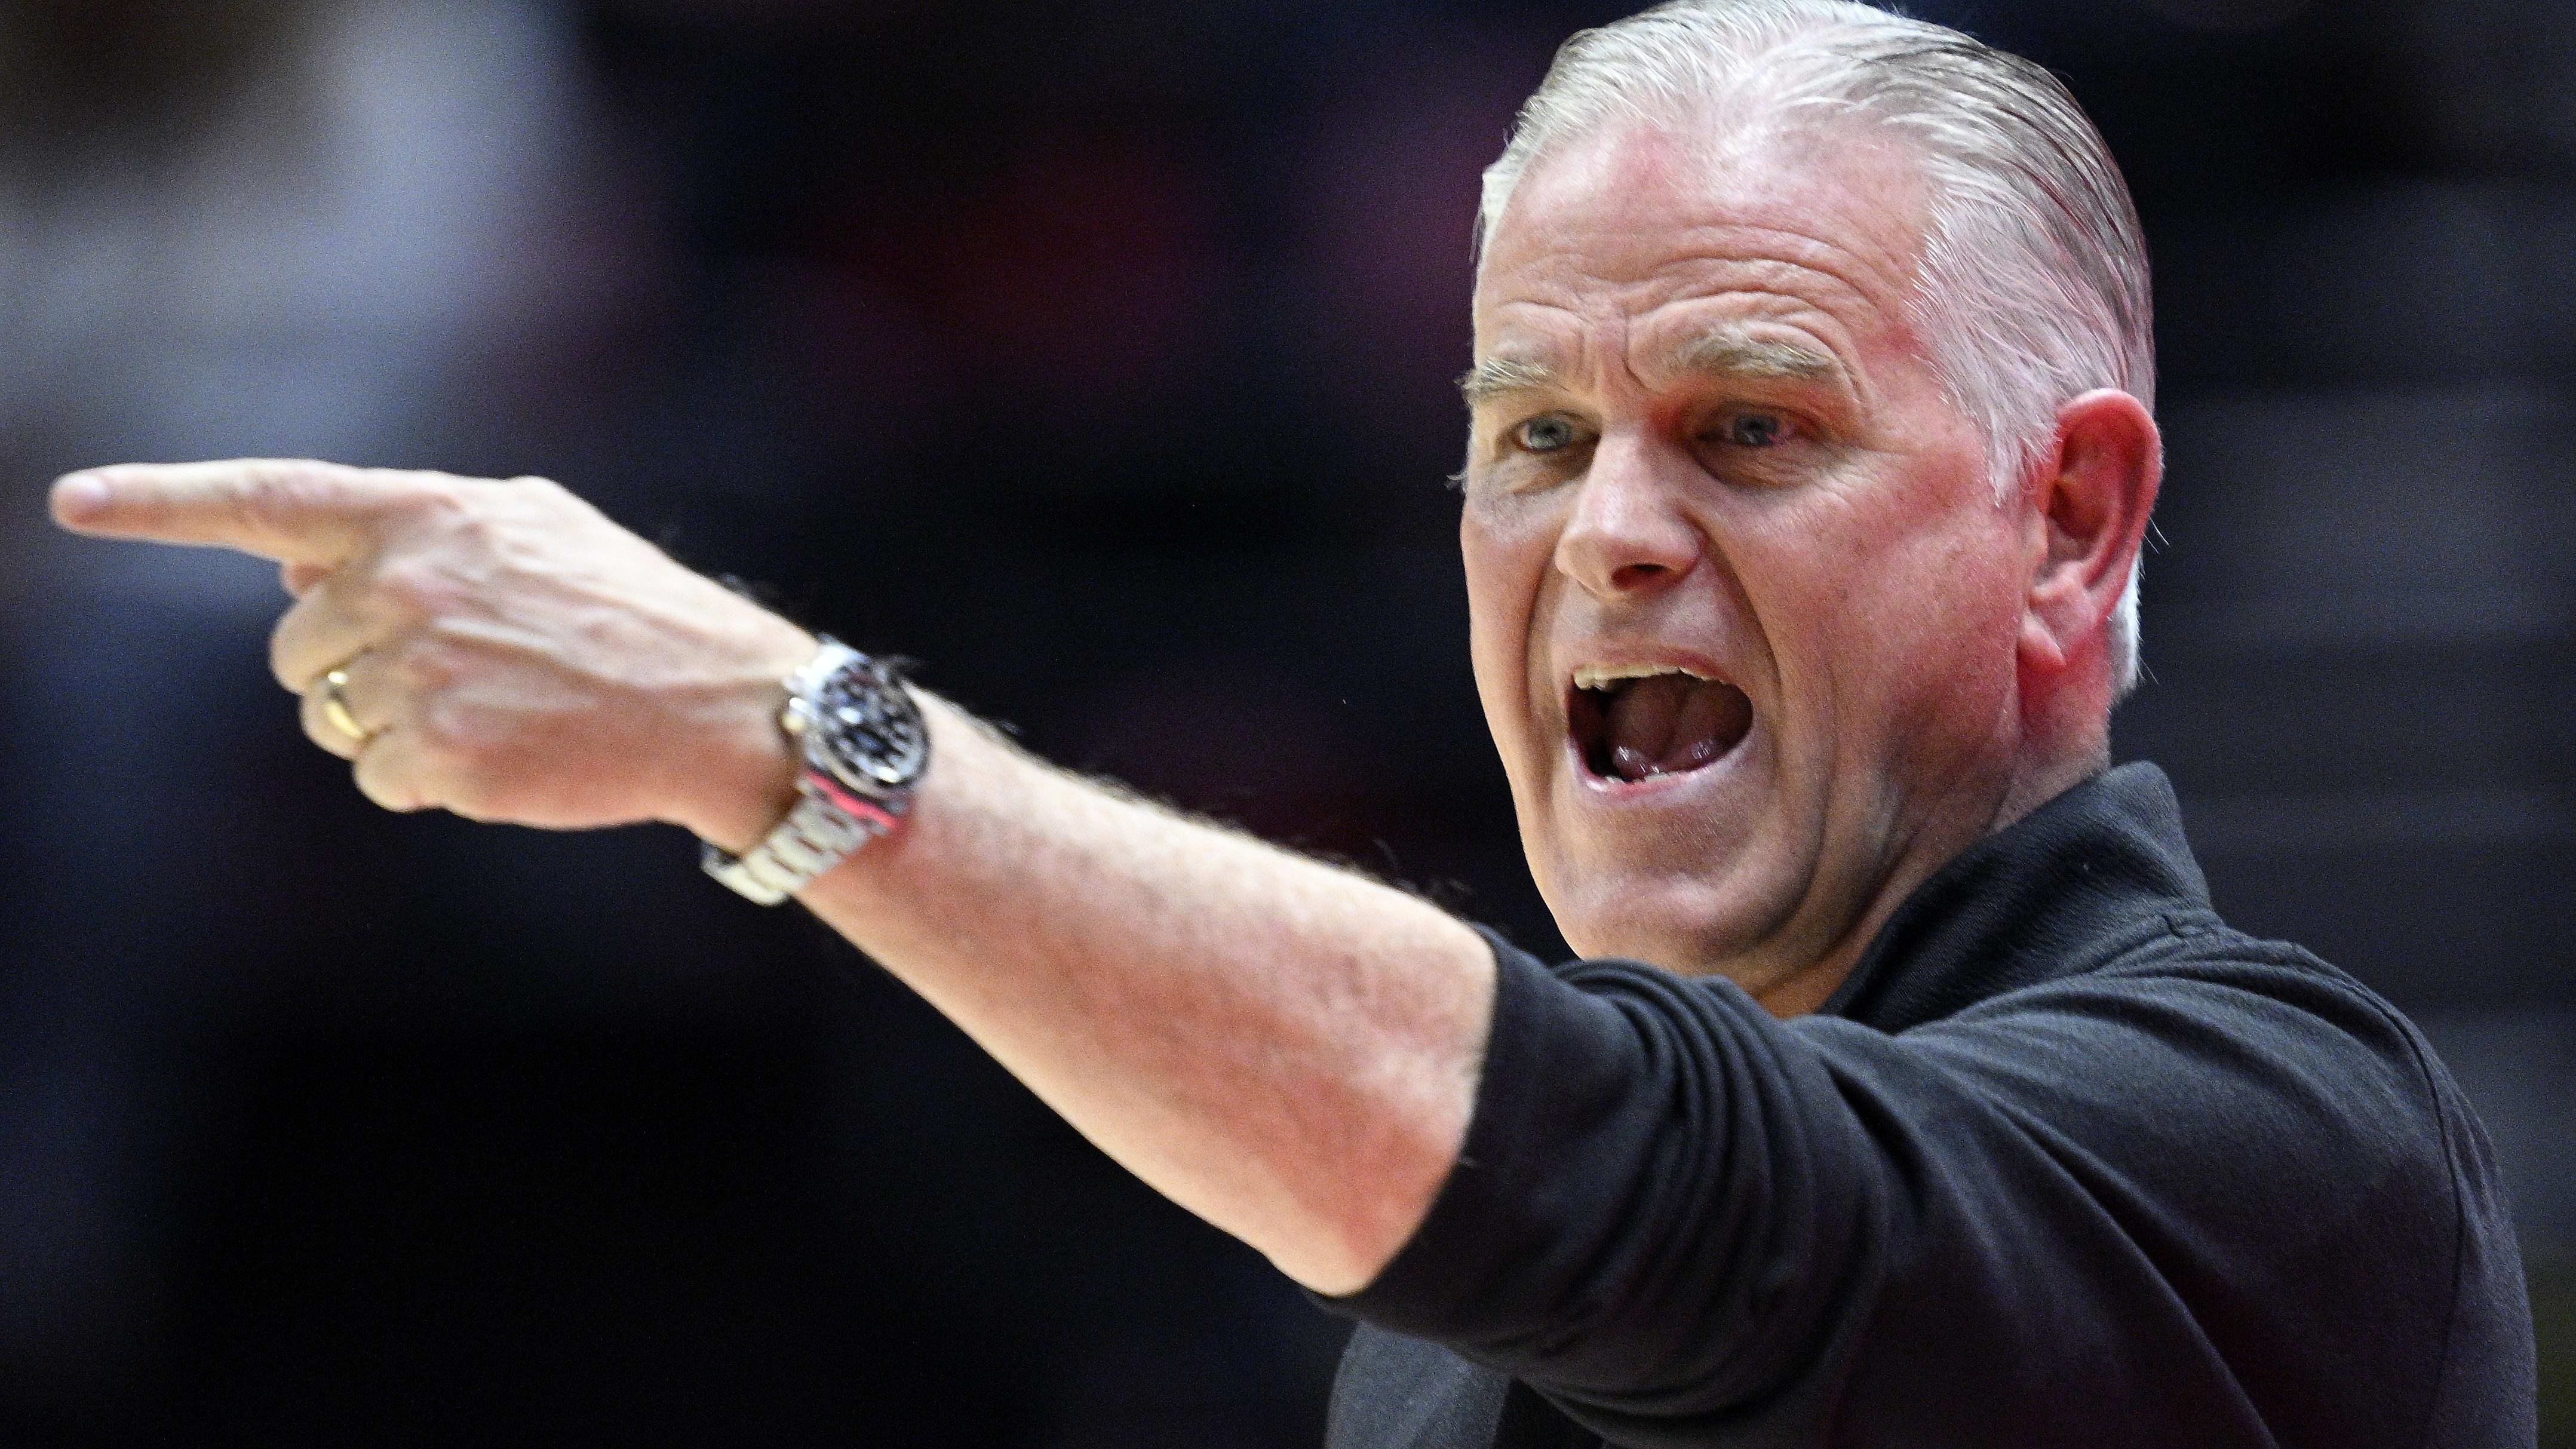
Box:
[1551,432,1703,600]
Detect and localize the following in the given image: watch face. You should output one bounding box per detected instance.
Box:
[810,658,929,795]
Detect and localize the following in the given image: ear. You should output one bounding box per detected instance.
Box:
[2019,389,2161,679]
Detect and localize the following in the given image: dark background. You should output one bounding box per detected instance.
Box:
[0,0,2566,1444]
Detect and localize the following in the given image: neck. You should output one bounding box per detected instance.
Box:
[1996,734,2111,833]
[1752,711,2113,1020]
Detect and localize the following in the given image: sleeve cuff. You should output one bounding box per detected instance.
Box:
[1312,925,1623,1339]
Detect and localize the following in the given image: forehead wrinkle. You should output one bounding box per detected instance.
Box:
[1617,237,1918,411]
[1488,231,1902,376]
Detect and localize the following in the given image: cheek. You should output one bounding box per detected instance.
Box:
[1460,496,1559,753]
[1732,470,2018,748]
[1828,513,2026,752]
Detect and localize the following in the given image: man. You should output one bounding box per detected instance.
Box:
[47,1,2537,1444]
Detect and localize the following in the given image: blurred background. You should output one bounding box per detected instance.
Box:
[0,0,2565,1443]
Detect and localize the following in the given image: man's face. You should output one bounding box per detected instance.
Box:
[1462,119,2034,998]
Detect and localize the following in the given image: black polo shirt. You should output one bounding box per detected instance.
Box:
[1322,764,2535,1447]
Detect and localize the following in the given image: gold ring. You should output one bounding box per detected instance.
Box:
[319,665,375,745]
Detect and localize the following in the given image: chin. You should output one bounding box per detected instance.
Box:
[1521,767,1811,978]
[1539,859,1795,976]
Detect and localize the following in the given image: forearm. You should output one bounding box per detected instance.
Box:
[791,695,1496,1295]
[47,460,1495,1295]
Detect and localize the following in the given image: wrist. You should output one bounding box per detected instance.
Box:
[681,729,804,858]
[694,640,931,904]
[664,630,818,855]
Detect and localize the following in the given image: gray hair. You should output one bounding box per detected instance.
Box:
[1478,0,2154,693]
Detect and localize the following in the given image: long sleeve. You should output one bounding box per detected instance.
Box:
[1325,923,2531,1448]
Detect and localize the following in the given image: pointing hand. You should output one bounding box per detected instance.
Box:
[51,460,818,851]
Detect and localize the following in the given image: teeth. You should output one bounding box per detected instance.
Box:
[1571,662,1715,692]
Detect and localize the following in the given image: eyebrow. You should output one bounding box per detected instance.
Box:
[1457,331,1846,411]
[1457,357,1561,409]
[1666,330,1843,383]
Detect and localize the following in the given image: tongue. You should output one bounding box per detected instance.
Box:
[1606,675,1750,782]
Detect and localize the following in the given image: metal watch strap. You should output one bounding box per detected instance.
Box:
[701,640,914,905]
[702,785,889,905]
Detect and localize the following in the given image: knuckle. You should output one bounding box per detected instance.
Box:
[351,755,397,809]
[410,705,531,822]
[377,472,470,532]
[409,708,458,757]
[369,557,454,616]
[398,477,529,561]
[295,692,332,746]
[442,765,501,822]
[418,738,501,815]
[280,560,329,596]
[508,474,591,527]
[410,693,487,763]
[358,771,425,814]
[454,511,506,558]
[268,626,303,691]
[391,635,467,693]
[269,599,336,689]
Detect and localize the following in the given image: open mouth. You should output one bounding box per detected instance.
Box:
[1567,664,1754,784]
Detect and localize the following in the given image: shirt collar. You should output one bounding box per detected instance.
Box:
[1818,762,2212,1033]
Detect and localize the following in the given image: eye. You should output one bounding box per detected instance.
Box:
[1720,411,1791,448]
[1513,415,1585,453]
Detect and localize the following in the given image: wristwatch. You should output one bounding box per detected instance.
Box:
[701,638,930,904]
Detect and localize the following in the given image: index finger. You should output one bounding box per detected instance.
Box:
[49,459,426,566]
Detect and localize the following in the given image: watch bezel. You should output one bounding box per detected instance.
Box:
[790,648,929,802]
